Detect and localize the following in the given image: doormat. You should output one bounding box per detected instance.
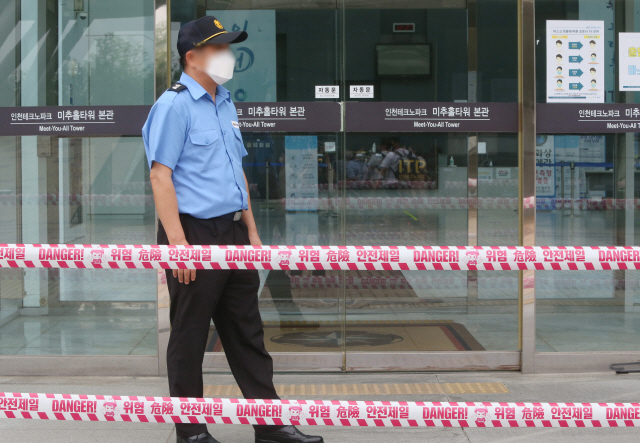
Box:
[206,320,484,353]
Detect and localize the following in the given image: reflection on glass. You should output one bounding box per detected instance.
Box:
[534,134,640,352]
[170,8,338,101]
[58,1,155,106]
[532,0,640,353]
[342,133,519,352]
[207,133,343,354]
[341,2,519,355]
[0,135,157,356]
[0,1,158,356]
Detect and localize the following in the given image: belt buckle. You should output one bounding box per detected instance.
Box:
[233,211,242,221]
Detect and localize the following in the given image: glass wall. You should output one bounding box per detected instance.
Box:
[1,0,521,367]
[3,0,639,372]
[169,2,344,358]
[342,1,520,357]
[534,0,640,352]
[167,0,520,362]
[0,0,157,356]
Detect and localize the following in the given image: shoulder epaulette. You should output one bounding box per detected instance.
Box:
[167,82,187,93]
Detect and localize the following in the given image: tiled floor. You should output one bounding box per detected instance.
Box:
[0,313,157,356]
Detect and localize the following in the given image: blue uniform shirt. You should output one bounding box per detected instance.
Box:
[142,71,248,219]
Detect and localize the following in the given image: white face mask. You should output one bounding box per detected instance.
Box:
[202,49,236,85]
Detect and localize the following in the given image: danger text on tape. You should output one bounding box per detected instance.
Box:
[1,244,640,271]
[1,393,640,427]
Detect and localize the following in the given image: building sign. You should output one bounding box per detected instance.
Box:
[397,157,427,181]
[13,103,640,136]
[207,10,277,102]
[1,103,341,136]
[0,105,150,136]
[537,104,640,133]
[546,20,605,103]
[619,32,640,91]
[345,102,517,132]
[235,102,340,132]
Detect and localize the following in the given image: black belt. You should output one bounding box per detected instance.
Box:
[216,210,243,221]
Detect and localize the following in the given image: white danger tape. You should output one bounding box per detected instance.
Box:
[1,393,639,428]
[0,244,639,271]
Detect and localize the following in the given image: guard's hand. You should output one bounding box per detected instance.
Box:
[248,230,262,246]
[170,239,196,284]
[174,267,196,285]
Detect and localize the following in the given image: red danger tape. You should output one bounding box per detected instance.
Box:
[1,245,640,271]
[1,393,639,427]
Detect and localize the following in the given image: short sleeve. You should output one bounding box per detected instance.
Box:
[380,152,395,169]
[240,140,248,157]
[232,106,248,157]
[142,100,187,171]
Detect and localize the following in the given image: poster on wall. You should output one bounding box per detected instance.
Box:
[496,168,511,179]
[578,135,606,163]
[619,33,640,91]
[546,20,605,103]
[554,135,579,162]
[478,168,493,182]
[536,135,555,198]
[579,0,615,98]
[206,10,276,102]
[553,135,605,164]
[285,136,318,211]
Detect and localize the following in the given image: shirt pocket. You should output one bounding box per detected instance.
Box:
[187,128,224,171]
[231,125,246,155]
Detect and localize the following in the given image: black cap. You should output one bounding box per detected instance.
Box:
[177,15,248,58]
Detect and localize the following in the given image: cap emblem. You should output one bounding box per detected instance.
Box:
[214,19,223,29]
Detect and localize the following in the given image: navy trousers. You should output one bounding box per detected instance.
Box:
[157,213,285,439]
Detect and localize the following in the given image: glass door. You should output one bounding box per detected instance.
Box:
[342,0,521,370]
[164,0,522,372]
[0,0,158,365]
[169,1,346,371]
[532,0,640,362]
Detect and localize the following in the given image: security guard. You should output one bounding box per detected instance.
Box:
[142,15,324,443]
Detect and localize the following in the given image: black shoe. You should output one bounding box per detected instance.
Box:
[177,432,221,443]
[255,425,323,443]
